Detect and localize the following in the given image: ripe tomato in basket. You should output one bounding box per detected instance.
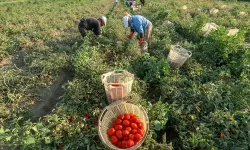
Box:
[118,114,124,120]
[137,129,144,136]
[123,120,130,126]
[107,113,145,149]
[116,130,123,139]
[117,141,122,148]
[115,125,123,130]
[111,135,118,144]
[122,130,130,137]
[131,129,137,134]
[131,123,138,129]
[129,134,134,140]
[107,128,116,136]
[124,114,130,120]
[134,133,142,142]
[127,139,135,147]
[131,117,140,124]
[115,119,123,125]
[137,122,144,129]
[125,127,132,132]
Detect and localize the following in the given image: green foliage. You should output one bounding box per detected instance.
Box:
[1,0,250,150]
[1,118,51,149]
[148,101,170,131]
[174,14,207,42]
[73,40,108,79]
[200,26,248,77]
[131,53,170,85]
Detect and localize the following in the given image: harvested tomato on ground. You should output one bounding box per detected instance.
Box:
[107,113,145,149]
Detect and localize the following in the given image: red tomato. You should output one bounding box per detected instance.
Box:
[125,127,132,132]
[111,83,120,86]
[124,137,128,140]
[129,113,136,118]
[131,117,140,123]
[129,134,134,140]
[112,121,116,128]
[111,135,118,144]
[124,114,130,120]
[122,130,130,137]
[131,123,138,129]
[115,119,122,125]
[131,129,137,134]
[68,116,74,123]
[107,128,116,136]
[123,120,130,126]
[122,141,128,148]
[118,114,124,120]
[115,125,123,130]
[116,130,123,139]
[57,145,63,150]
[117,141,122,148]
[134,133,142,142]
[127,139,135,147]
[137,122,144,129]
[137,129,144,136]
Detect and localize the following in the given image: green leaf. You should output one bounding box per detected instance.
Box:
[0,127,4,134]
[84,138,89,144]
[90,144,96,150]
[211,146,219,150]
[152,132,157,139]
[154,120,162,130]
[44,137,51,144]
[5,136,12,141]
[24,137,35,144]
[32,126,38,132]
[37,123,43,128]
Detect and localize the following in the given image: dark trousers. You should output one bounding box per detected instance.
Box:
[78,19,88,38]
[140,0,145,6]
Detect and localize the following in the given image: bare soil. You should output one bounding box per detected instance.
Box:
[31,70,74,118]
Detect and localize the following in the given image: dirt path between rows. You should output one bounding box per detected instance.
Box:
[0,0,26,5]
[31,70,74,118]
[30,0,115,118]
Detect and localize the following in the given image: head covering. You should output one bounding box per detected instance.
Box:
[100,16,107,25]
[122,16,131,27]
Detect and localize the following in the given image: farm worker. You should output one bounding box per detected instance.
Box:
[140,0,145,6]
[122,15,153,46]
[78,16,107,38]
[126,0,136,7]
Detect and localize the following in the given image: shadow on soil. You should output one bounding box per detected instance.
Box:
[30,69,74,118]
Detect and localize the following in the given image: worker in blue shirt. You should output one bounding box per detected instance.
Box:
[122,15,153,47]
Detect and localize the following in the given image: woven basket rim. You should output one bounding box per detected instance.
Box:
[101,70,134,85]
[98,100,149,150]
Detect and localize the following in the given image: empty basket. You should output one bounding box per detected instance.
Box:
[167,45,192,68]
[101,70,134,103]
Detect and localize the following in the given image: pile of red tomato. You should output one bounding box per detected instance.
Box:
[107,113,144,149]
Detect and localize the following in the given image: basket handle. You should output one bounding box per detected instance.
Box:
[114,70,125,74]
[187,51,192,57]
[101,74,106,80]
[98,108,108,125]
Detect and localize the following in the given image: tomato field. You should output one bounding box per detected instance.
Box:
[0,0,250,149]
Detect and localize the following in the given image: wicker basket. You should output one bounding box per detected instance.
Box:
[167,45,192,68]
[98,101,149,150]
[140,41,148,53]
[101,70,134,103]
